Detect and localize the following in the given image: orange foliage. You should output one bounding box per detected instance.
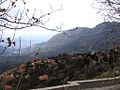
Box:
[4,85,12,90]
[18,64,25,73]
[47,59,51,63]
[51,62,57,65]
[0,75,1,81]
[47,59,54,63]
[32,66,35,70]
[72,57,75,59]
[7,71,12,74]
[8,77,15,81]
[107,54,110,59]
[40,75,48,80]
[31,59,37,62]
[20,64,25,68]
[4,75,14,81]
[76,55,82,58]
[18,68,23,73]
[0,81,6,85]
[5,75,10,80]
[98,56,104,59]
[50,59,54,62]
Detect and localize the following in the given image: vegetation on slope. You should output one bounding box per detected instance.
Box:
[0,47,120,90]
[39,22,120,57]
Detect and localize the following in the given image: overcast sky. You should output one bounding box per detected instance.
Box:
[26,0,103,28]
[2,0,104,45]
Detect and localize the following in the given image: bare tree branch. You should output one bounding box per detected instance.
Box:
[94,0,120,22]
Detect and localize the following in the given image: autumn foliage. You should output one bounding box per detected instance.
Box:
[39,75,48,80]
[4,85,12,90]
[0,48,120,89]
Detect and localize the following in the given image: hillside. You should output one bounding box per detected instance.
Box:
[0,55,31,74]
[21,42,45,55]
[0,45,14,56]
[0,47,120,90]
[38,22,120,57]
[1,22,120,89]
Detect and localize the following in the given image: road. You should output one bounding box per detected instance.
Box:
[83,84,120,90]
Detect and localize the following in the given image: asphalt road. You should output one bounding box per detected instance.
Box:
[83,84,120,90]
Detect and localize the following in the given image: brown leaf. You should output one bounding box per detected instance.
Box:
[7,37,11,47]
[0,9,6,12]
[8,42,11,47]
[13,41,16,46]
[11,2,15,6]
[35,52,39,56]
[35,19,39,23]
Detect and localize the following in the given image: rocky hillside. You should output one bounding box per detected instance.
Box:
[38,22,120,57]
[0,47,120,90]
[21,42,45,55]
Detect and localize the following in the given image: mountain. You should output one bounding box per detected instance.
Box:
[21,42,45,55]
[38,22,120,57]
[0,45,14,56]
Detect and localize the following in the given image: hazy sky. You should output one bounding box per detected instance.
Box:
[2,0,104,46]
[26,0,103,28]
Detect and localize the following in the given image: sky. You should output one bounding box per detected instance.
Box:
[1,0,104,47]
[25,0,103,28]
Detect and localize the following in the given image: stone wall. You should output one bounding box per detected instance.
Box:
[31,76,120,90]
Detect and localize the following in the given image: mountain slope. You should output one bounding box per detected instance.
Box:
[21,42,45,55]
[0,45,13,56]
[39,22,120,57]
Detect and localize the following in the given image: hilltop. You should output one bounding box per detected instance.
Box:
[37,22,120,57]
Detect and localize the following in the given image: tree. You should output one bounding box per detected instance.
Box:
[94,0,120,78]
[0,1,63,89]
[0,0,62,30]
[94,0,120,21]
[0,0,63,55]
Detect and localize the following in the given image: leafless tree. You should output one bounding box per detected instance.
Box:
[0,0,63,55]
[0,0,63,30]
[94,0,120,77]
[93,0,120,21]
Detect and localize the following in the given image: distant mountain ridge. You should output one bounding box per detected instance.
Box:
[37,22,120,57]
[21,42,45,55]
[0,45,13,56]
